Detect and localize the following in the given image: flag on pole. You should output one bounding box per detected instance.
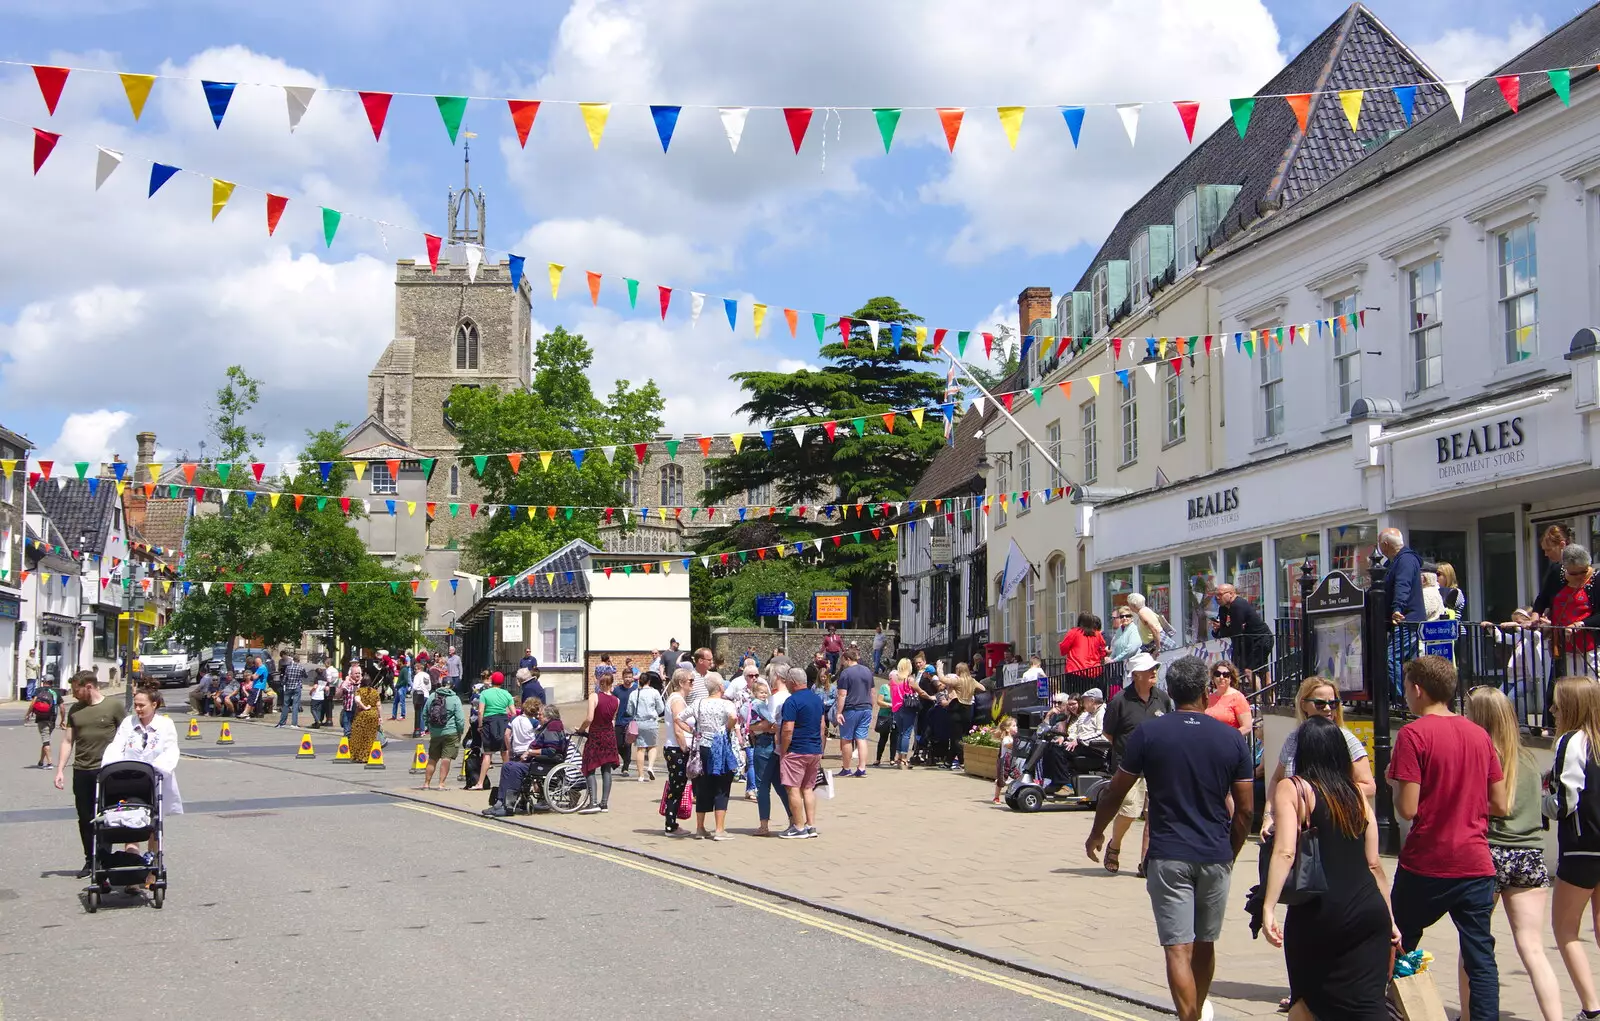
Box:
[998,538,1032,602]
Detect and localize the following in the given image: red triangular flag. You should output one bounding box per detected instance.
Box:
[262,583,272,596]
[1111,337,1123,360]
[1174,101,1200,142]
[182,462,197,484]
[487,576,498,589]
[982,332,994,358]
[933,328,947,352]
[936,107,964,151]
[32,128,59,174]
[194,487,205,501]
[783,107,814,153]
[872,528,882,540]
[507,99,540,147]
[1000,392,1014,413]
[224,582,234,595]
[1170,356,1183,376]
[1285,93,1311,133]
[265,194,288,235]
[823,421,838,442]
[756,548,766,560]
[832,535,842,547]
[338,496,350,514]
[839,317,852,348]
[697,437,712,457]
[659,286,672,320]
[633,443,648,464]
[719,553,729,565]
[37,460,53,480]
[386,459,399,479]
[468,503,478,517]
[586,270,601,305]
[1496,74,1521,113]
[506,452,522,474]
[250,462,265,481]
[359,92,393,140]
[603,567,612,578]
[33,66,69,115]
[424,233,442,272]
[339,582,349,593]
[1204,335,1214,356]
[882,412,896,433]
[294,493,304,511]
[411,580,421,593]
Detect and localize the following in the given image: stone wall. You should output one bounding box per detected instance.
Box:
[711,627,896,672]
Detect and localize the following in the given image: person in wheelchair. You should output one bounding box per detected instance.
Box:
[485,702,565,817]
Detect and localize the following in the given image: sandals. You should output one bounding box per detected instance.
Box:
[1104,844,1122,874]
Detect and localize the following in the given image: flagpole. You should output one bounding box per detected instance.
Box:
[938,348,1073,490]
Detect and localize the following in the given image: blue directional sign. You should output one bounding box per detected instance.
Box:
[1418,619,1458,662]
[777,598,796,617]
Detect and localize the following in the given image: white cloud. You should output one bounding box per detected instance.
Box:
[775,358,819,374]
[41,409,132,466]
[1413,18,1547,84]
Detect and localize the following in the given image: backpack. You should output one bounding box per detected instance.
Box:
[427,692,452,729]
[31,691,54,717]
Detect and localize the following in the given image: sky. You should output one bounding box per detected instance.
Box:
[0,0,1570,470]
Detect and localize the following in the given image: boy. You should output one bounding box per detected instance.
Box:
[1388,655,1509,1021]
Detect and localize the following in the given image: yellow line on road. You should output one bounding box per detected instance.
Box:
[400,803,1149,1020]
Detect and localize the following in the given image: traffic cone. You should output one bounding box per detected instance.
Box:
[216,721,234,745]
[185,717,201,741]
[334,736,352,762]
[296,734,316,759]
[364,740,386,770]
[409,744,428,774]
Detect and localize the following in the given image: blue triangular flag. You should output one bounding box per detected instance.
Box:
[1061,106,1085,147]
[941,403,954,423]
[1020,335,1034,361]
[318,461,332,482]
[1145,337,1156,359]
[87,477,99,495]
[112,461,127,480]
[1116,368,1130,388]
[201,80,236,128]
[507,505,519,518]
[301,583,310,594]
[650,105,681,152]
[149,162,180,197]
[182,582,191,595]
[1392,85,1417,126]
[508,254,525,292]
[1233,332,1243,352]
[570,449,585,470]
[60,574,69,588]
[450,579,458,593]
[724,297,737,331]
[739,507,747,521]
[566,571,574,582]
[683,558,692,571]
[760,430,774,449]
[244,490,256,507]
[385,499,396,516]
[890,323,903,354]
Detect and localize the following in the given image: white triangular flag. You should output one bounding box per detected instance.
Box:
[790,425,806,446]
[700,556,710,568]
[1141,362,1157,383]
[867,321,881,349]
[621,508,630,523]
[284,86,316,131]
[56,477,67,490]
[202,582,212,594]
[94,147,122,190]
[601,445,616,463]
[1116,104,1142,146]
[218,488,231,504]
[1444,80,1469,122]
[690,291,705,326]
[464,245,483,283]
[813,539,823,552]
[361,500,370,514]
[283,461,300,480]
[974,395,987,415]
[320,582,330,595]
[719,107,748,152]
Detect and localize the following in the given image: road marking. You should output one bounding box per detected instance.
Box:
[400,803,1149,1020]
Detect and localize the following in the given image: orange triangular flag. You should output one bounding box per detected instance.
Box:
[1285,93,1311,133]
[697,437,712,457]
[506,452,522,474]
[586,270,601,305]
[936,107,964,151]
[783,308,798,338]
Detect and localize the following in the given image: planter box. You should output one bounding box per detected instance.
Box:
[962,743,998,780]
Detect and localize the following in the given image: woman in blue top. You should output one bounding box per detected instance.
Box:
[390,654,412,720]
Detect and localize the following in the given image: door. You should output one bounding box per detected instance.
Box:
[1478,514,1517,624]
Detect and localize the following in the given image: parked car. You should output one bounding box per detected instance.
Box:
[202,643,231,677]
[138,638,200,688]
[231,647,271,680]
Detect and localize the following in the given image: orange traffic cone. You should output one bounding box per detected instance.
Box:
[334,736,352,762]
[364,740,386,770]
[409,744,428,774]
[216,721,234,745]
[296,734,316,759]
[185,717,201,741]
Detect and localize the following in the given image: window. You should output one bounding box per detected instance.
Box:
[1130,231,1151,307]
[968,556,988,617]
[1026,573,1037,654]
[1119,373,1138,467]
[1,470,11,505]
[1175,190,1198,275]
[1164,364,1186,445]
[702,461,719,499]
[746,481,772,506]
[995,454,1008,528]
[448,465,459,497]
[1046,421,1063,489]
[1016,443,1031,510]
[370,462,397,495]
[1081,401,1098,485]
[1330,292,1361,414]
[1091,265,1110,335]
[930,573,948,626]
[1407,259,1444,394]
[1497,222,1538,362]
[1050,556,1067,639]
[622,469,640,505]
[455,319,480,371]
[1260,338,1284,439]
[659,463,684,506]
[537,609,580,665]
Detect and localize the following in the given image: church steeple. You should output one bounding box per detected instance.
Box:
[447,134,485,246]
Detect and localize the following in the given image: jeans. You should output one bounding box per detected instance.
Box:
[614,723,633,773]
[1387,627,1417,699]
[341,706,353,736]
[277,688,301,727]
[1392,869,1497,1020]
[894,709,919,756]
[873,649,883,673]
[826,652,839,674]
[412,693,426,735]
[750,740,779,823]
[392,689,408,718]
[73,767,99,859]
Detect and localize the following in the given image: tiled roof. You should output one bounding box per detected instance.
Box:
[482,539,597,603]
[1211,5,1600,255]
[1069,3,1443,294]
[31,478,117,554]
[911,406,997,501]
[140,498,191,553]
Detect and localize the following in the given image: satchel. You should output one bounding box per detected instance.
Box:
[627,720,640,739]
[685,746,704,780]
[1278,777,1327,906]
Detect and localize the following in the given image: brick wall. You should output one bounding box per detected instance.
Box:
[581,649,656,697]
[1017,286,1053,334]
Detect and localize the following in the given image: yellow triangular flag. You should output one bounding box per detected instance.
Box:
[752,303,767,337]
[889,523,899,537]
[548,263,564,300]
[430,579,439,592]
[730,433,743,453]
[162,580,172,593]
[911,408,926,428]
[147,463,161,481]
[546,572,555,585]
[268,492,281,508]
[0,459,13,477]
[579,102,611,148]
[658,507,668,521]
[538,451,553,471]
[352,460,366,480]
[1088,375,1101,395]
[1157,337,1168,359]
[42,573,50,584]
[406,501,417,516]
[997,106,1025,149]
[120,73,155,120]
[211,179,235,221]
[915,326,927,355]
[116,481,126,496]
[1338,89,1364,131]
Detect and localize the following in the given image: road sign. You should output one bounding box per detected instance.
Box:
[813,591,851,622]
[777,598,796,616]
[1418,619,1458,661]
[778,614,795,624]
[755,593,786,617]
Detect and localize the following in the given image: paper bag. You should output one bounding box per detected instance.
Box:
[1389,973,1447,1021]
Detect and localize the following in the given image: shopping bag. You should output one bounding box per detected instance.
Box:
[1388,973,1447,1021]
[818,767,835,800]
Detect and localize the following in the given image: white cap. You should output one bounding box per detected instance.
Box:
[1127,652,1159,673]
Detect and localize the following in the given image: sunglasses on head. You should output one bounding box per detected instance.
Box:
[1303,697,1338,710]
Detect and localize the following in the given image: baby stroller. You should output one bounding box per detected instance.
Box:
[86,761,168,912]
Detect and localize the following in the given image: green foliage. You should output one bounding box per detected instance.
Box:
[208,365,265,462]
[967,345,1020,393]
[447,326,664,576]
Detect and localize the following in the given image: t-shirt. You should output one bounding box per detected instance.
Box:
[509,714,538,756]
[478,686,515,718]
[612,682,638,722]
[67,698,126,770]
[835,664,875,710]
[1279,725,1369,776]
[1489,750,1545,850]
[1102,683,1174,766]
[1205,688,1250,729]
[1119,711,1252,864]
[1389,712,1501,878]
[252,664,269,690]
[780,688,826,756]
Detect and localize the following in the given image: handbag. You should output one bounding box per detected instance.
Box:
[685,745,704,780]
[627,720,640,739]
[1278,777,1327,906]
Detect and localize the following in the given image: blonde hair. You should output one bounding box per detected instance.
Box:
[1465,686,1523,812]
[1294,677,1346,726]
[1554,677,1600,763]
[955,662,972,679]
[896,657,912,679]
[669,667,694,695]
[1436,562,1458,588]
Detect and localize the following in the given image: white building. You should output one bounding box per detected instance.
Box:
[20,499,83,692]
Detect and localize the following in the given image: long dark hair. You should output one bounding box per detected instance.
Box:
[1291,717,1364,839]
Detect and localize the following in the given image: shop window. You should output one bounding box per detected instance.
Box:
[1407,259,1443,395]
[1104,567,1133,619]
[1497,221,1538,363]
[1329,292,1361,415]
[1049,556,1068,641]
[1274,533,1320,617]
[1329,523,1378,589]
[995,456,1008,528]
[1164,363,1186,445]
[1081,401,1099,485]
[1180,552,1218,644]
[1223,542,1265,619]
[537,609,580,665]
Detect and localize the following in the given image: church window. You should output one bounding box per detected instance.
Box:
[659,464,684,507]
[448,465,459,497]
[455,319,480,371]
[622,469,640,506]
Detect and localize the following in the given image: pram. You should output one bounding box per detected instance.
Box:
[86,761,168,911]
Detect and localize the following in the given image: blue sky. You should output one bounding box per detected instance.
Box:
[0,0,1564,467]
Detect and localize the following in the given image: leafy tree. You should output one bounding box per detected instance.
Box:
[447,326,664,576]
[208,365,265,462]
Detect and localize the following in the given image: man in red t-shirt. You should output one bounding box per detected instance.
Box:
[1387,655,1509,1021]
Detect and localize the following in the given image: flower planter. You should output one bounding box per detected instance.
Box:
[962,743,998,780]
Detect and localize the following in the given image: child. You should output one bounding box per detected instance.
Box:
[992,715,1019,804]
[1543,677,1600,1018]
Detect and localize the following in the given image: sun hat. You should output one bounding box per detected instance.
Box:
[1127,652,1159,673]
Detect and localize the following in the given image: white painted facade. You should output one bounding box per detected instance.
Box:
[588,568,690,653]
[896,498,990,657]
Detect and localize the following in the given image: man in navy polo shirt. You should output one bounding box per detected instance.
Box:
[832,647,875,778]
[778,666,826,839]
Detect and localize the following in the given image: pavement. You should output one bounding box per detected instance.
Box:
[0,699,1164,1021]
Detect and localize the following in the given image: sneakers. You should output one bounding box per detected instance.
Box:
[1199,1000,1214,1021]
[851,769,867,778]
[577,806,603,815]
[76,858,93,879]
[802,826,819,838]
[777,825,807,839]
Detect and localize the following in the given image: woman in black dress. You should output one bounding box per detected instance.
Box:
[1262,717,1398,1020]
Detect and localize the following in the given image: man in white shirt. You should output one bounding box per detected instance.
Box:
[726,664,757,704]
[1068,688,1107,746]
[689,647,714,705]
[1021,655,1048,685]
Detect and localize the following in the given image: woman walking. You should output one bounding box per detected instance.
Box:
[629,674,665,781]
[410,667,431,739]
[662,669,693,835]
[872,674,894,766]
[1262,677,1376,836]
[1544,676,1600,1019]
[577,671,622,814]
[348,666,381,764]
[1464,685,1561,1021]
[745,678,780,835]
[681,674,739,840]
[101,684,183,892]
[890,663,920,769]
[1261,717,1398,1020]
[390,653,411,721]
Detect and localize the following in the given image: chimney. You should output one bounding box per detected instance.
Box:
[136,431,157,470]
[1017,286,1053,335]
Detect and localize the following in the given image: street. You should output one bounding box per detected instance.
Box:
[0,706,1161,1021]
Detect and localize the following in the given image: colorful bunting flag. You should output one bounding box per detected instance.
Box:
[783,107,813,152]
[148,162,179,196]
[937,107,964,150]
[359,92,393,140]
[93,146,122,189]
[873,107,901,152]
[31,128,59,174]
[1116,103,1141,145]
[1338,88,1364,131]
[1174,100,1199,142]
[120,73,156,120]
[650,105,680,151]
[548,262,564,299]
[201,80,235,128]
[1285,93,1311,132]
[321,207,341,247]
[210,178,234,220]
[586,270,601,305]
[997,106,1025,149]
[1228,97,1254,138]
[435,95,467,143]
[508,99,540,147]
[1061,106,1085,147]
[720,107,749,152]
[284,85,315,130]
[1496,74,1520,113]
[579,102,611,148]
[33,65,68,115]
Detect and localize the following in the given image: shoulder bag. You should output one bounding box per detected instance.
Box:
[1277,777,1327,906]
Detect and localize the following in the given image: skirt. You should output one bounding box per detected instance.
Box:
[634,720,661,748]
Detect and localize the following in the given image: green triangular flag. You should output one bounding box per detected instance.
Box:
[1275,326,1285,347]
[168,484,179,497]
[623,566,633,576]
[625,278,639,308]
[852,532,862,543]
[435,96,468,143]
[389,581,400,593]
[738,551,748,562]
[1228,97,1254,139]
[564,507,573,520]
[321,207,341,247]
[1031,386,1043,406]
[243,582,255,595]
[957,331,970,356]
[873,108,901,152]
[448,503,458,518]
[812,312,825,344]
[472,454,488,476]
[664,440,680,459]
[852,417,866,437]
[216,463,232,483]
[316,496,328,511]
[690,507,699,520]
[73,461,88,479]
[1549,68,1571,106]
[420,457,435,478]
[1243,336,1255,358]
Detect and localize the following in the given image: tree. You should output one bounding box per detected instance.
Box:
[967,346,1020,393]
[208,365,265,462]
[447,326,665,576]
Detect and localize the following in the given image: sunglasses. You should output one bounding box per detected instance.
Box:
[1212,670,1234,678]
[1302,697,1338,711]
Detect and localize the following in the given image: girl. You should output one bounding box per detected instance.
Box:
[307,671,326,728]
[1544,676,1600,1019]
[991,715,1018,804]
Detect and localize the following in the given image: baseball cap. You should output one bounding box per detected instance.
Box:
[490,671,505,686]
[1127,652,1159,673]
[1082,687,1105,700]
[1051,692,1072,704]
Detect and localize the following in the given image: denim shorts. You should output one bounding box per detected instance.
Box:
[1146,858,1233,946]
[841,707,872,741]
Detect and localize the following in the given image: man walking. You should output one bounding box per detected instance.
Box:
[833,647,875,777]
[275,651,306,728]
[871,626,886,674]
[53,671,126,878]
[611,660,636,777]
[778,666,826,839]
[1100,652,1174,877]
[445,644,463,696]
[1087,656,1252,1021]
[822,625,843,674]
[660,639,683,677]
[1380,527,1426,698]
[419,681,466,792]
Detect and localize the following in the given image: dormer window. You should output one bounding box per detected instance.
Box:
[1175,191,1199,275]
[1130,232,1151,308]
[1091,266,1110,334]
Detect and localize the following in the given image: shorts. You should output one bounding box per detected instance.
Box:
[780,752,823,789]
[1492,845,1550,891]
[1146,858,1233,946]
[428,731,462,762]
[1116,777,1148,820]
[1557,852,1600,890]
[480,716,509,753]
[37,720,55,738]
[841,707,872,741]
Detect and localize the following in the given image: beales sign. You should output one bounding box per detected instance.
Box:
[1387,394,1587,504]
[1433,416,1526,478]
[1186,487,1241,534]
